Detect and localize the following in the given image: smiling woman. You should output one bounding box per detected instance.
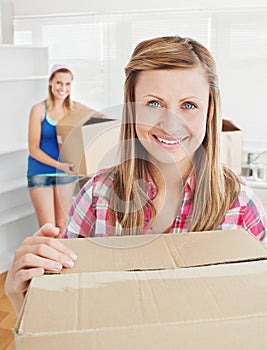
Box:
[26,64,87,236]
[5,35,267,316]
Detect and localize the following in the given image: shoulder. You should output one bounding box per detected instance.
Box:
[30,102,45,116]
[69,167,115,219]
[81,168,116,196]
[236,177,267,241]
[29,102,45,122]
[237,177,259,203]
[230,176,264,214]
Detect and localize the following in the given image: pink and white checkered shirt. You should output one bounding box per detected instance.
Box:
[63,169,267,242]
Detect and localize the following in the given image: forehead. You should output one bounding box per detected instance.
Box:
[51,72,73,82]
[135,66,209,96]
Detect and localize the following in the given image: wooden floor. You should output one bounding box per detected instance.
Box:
[0,273,16,350]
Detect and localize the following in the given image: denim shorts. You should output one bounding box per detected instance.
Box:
[27,175,78,189]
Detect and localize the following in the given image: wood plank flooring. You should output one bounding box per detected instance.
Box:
[0,273,15,350]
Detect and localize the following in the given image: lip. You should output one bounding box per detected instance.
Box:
[56,91,68,98]
[152,134,188,149]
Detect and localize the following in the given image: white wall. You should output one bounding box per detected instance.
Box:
[7,0,267,151]
[0,3,2,43]
[12,0,267,16]
[0,0,13,43]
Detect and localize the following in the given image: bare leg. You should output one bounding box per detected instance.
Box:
[29,187,55,227]
[54,182,76,235]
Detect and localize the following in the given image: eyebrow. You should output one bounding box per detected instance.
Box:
[180,96,202,102]
[142,94,203,102]
[142,95,165,102]
[56,80,71,83]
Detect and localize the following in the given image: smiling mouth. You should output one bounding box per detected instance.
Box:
[154,135,187,145]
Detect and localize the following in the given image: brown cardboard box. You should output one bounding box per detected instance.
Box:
[221,119,243,175]
[15,229,267,349]
[56,107,121,176]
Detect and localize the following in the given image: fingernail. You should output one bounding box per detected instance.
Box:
[69,252,77,261]
[53,263,62,271]
[64,258,74,268]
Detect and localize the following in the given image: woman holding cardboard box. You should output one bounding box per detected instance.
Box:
[27,64,86,236]
[6,36,267,315]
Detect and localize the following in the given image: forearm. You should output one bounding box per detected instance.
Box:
[29,148,62,170]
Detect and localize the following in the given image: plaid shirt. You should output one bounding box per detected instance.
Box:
[63,170,267,242]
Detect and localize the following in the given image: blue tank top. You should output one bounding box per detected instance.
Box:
[27,102,65,176]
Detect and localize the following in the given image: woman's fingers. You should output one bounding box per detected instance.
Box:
[8,236,77,292]
[15,252,63,273]
[5,233,78,315]
[33,223,60,238]
[12,267,45,294]
[20,236,78,263]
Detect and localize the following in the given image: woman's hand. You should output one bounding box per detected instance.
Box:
[58,162,77,176]
[4,223,77,315]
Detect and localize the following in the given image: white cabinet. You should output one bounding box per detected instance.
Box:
[0,45,48,273]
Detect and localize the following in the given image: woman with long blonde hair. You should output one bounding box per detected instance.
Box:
[64,35,266,238]
[27,64,86,235]
[6,36,266,315]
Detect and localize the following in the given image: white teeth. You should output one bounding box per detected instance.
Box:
[157,136,184,145]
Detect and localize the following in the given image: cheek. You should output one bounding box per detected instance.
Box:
[135,123,149,140]
[189,114,207,141]
[50,84,57,92]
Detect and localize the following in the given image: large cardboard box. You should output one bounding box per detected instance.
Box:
[221,119,243,175]
[56,107,121,176]
[15,229,267,349]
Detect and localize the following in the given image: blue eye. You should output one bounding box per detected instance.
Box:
[147,101,161,108]
[183,102,196,109]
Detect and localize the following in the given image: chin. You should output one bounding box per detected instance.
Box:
[150,154,187,167]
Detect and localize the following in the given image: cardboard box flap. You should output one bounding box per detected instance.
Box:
[221,119,242,174]
[17,260,267,335]
[222,119,241,132]
[82,116,115,125]
[57,107,104,127]
[60,229,267,274]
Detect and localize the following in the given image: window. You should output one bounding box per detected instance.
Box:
[13,7,267,149]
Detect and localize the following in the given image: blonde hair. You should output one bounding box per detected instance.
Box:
[109,36,240,234]
[46,68,74,111]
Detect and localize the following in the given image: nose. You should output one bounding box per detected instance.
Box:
[60,83,69,91]
[158,107,184,135]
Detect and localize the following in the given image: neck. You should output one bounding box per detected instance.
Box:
[153,158,193,191]
[52,98,65,109]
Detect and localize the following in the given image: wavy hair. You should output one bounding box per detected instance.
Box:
[109,36,240,234]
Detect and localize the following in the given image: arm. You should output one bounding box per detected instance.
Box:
[242,185,267,244]
[28,103,76,175]
[4,223,77,315]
